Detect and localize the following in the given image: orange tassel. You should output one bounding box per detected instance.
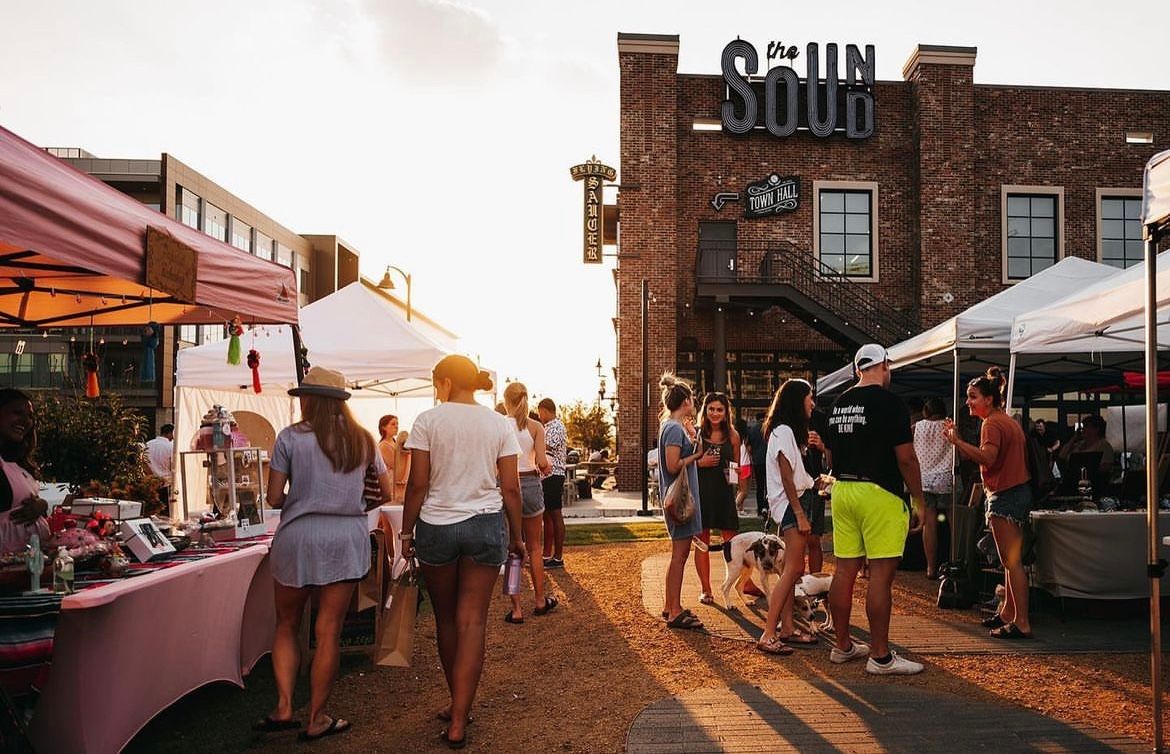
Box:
[83,353,100,398]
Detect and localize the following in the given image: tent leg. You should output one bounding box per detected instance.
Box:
[290,324,307,384]
[1005,352,1017,412]
[951,349,960,564]
[1145,232,1164,754]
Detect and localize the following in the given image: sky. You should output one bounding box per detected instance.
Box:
[2,0,1169,407]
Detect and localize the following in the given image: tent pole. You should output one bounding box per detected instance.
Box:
[1006,353,1017,413]
[951,348,960,564]
[290,324,307,384]
[1145,231,1164,754]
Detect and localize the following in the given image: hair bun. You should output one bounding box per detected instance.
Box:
[985,366,1004,382]
[477,370,494,392]
[659,374,677,389]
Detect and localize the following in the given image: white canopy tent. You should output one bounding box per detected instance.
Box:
[816,256,1118,396]
[174,281,456,518]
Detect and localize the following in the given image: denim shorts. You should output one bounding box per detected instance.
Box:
[779,489,824,535]
[520,474,545,518]
[415,511,507,567]
[985,483,1033,527]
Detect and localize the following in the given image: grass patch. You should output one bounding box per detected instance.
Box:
[565,517,766,547]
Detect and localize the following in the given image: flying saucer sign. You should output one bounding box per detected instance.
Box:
[570,157,616,264]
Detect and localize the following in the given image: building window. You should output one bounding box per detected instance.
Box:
[205,203,228,243]
[1099,193,1143,269]
[299,268,310,296]
[201,324,225,344]
[1002,186,1064,282]
[813,181,879,281]
[179,325,198,344]
[276,244,294,268]
[230,219,252,253]
[177,187,201,230]
[254,230,274,261]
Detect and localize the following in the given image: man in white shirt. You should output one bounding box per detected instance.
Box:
[145,424,174,512]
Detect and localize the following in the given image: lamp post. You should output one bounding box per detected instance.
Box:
[377,265,412,321]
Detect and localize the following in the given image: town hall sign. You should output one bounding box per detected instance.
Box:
[720,40,875,139]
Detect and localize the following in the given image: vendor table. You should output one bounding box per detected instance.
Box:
[1031,510,1170,599]
[27,544,269,754]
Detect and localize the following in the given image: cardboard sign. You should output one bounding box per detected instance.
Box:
[145,226,198,303]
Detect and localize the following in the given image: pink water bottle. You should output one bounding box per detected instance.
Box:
[502,553,523,595]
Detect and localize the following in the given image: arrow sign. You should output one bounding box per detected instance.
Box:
[711,192,740,211]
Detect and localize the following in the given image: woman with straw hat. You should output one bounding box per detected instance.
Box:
[257,366,393,742]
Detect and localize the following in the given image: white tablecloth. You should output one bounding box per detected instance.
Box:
[1030,510,1170,599]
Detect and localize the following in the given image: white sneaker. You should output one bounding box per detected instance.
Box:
[829,640,870,664]
[865,651,924,675]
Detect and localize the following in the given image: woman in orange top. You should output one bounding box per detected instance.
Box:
[943,367,1033,639]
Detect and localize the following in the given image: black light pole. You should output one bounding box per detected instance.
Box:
[638,278,654,516]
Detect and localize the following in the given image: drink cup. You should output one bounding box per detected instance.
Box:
[502,553,523,595]
[726,462,738,485]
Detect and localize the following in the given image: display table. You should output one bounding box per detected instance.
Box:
[28,544,268,754]
[1030,510,1170,599]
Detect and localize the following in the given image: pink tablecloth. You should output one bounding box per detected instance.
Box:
[28,545,269,754]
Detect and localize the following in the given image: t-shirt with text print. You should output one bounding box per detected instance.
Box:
[826,384,913,499]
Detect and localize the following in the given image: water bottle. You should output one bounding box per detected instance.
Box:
[502,553,523,595]
[53,546,74,595]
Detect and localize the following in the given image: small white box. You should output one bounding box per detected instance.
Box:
[120,518,175,562]
[73,498,143,520]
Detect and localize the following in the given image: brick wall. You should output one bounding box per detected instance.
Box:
[615,39,1170,491]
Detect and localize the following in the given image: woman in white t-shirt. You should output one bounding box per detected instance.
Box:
[913,397,952,579]
[757,378,825,655]
[400,355,524,748]
[502,381,555,623]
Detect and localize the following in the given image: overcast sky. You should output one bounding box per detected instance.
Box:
[2,0,1168,407]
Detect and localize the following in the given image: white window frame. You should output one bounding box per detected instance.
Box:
[813,180,880,283]
[1095,187,1143,269]
[1001,185,1064,284]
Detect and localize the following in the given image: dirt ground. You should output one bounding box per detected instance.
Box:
[130,540,1168,753]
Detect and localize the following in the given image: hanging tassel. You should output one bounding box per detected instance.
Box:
[83,352,100,398]
[226,316,244,365]
[141,322,161,382]
[247,348,261,393]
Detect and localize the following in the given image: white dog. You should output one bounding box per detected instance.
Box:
[720,531,784,608]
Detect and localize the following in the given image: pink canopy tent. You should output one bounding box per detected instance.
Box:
[0,125,297,327]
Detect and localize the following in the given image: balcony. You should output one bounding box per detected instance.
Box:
[696,240,917,347]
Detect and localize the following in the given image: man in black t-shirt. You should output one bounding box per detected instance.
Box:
[824,344,926,676]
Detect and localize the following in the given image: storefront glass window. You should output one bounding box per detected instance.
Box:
[1006,194,1057,280]
[819,190,871,277]
[1101,197,1143,269]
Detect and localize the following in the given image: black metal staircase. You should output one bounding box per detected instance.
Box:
[696,240,918,347]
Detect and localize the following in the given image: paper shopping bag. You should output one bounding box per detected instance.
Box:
[376,566,419,667]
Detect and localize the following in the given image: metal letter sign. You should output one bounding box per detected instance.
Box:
[720,40,875,139]
[744,174,800,218]
[570,156,616,264]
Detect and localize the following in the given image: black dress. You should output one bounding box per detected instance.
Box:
[697,434,739,532]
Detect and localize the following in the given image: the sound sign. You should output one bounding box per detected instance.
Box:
[570,157,616,264]
[744,174,800,218]
[721,41,875,139]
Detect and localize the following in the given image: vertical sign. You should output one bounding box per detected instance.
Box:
[570,156,617,264]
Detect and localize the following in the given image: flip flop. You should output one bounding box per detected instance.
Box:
[698,593,715,605]
[666,609,704,630]
[297,716,351,742]
[981,614,1007,629]
[440,729,468,749]
[778,630,819,647]
[990,624,1033,640]
[756,636,794,655]
[252,715,300,732]
[435,710,475,725]
[504,612,524,624]
[534,596,559,616]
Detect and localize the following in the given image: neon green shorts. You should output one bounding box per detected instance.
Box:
[830,481,909,560]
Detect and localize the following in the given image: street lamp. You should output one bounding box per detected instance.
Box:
[377,264,412,321]
[595,358,605,406]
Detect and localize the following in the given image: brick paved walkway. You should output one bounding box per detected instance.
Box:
[626,680,1146,753]
[641,552,1153,654]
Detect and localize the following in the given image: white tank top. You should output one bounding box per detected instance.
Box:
[513,420,536,472]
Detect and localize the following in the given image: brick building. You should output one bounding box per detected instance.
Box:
[613,33,1170,491]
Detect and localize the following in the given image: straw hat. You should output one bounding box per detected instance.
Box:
[288,366,351,400]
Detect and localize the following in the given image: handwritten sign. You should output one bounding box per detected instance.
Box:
[570,157,617,265]
[145,226,197,303]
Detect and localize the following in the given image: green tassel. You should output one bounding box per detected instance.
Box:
[227,334,242,365]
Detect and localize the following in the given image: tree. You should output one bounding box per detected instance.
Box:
[561,400,613,453]
[31,392,163,513]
